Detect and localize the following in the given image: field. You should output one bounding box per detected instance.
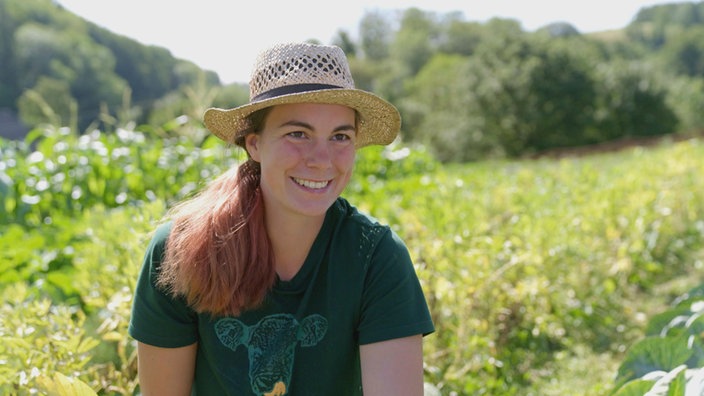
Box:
[1,126,703,395]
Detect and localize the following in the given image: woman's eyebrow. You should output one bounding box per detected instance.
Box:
[333,124,356,133]
[279,120,356,133]
[279,120,313,129]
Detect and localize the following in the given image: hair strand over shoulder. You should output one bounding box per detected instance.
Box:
[156,159,275,317]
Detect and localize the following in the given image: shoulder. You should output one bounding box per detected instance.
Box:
[151,221,173,245]
[330,198,408,265]
[332,198,391,241]
[332,198,387,233]
[142,221,173,269]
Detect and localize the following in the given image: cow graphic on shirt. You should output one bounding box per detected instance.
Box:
[215,313,328,396]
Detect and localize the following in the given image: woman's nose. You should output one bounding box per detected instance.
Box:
[305,139,332,168]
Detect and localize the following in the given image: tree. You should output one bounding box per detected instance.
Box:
[537,22,580,38]
[593,61,678,140]
[665,76,704,133]
[459,18,536,157]
[0,0,19,108]
[391,8,438,76]
[17,76,76,128]
[406,52,520,162]
[331,30,357,57]
[88,26,176,104]
[402,21,605,160]
[13,23,62,90]
[627,2,704,49]
[378,9,441,107]
[14,22,129,130]
[439,17,485,56]
[346,56,378,93]
[523,39,598,151]
[358,10,393,61]
[659,27,704,77]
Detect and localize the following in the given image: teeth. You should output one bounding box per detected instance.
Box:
[294,178,329,189]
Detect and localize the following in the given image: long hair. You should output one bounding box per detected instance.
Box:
[156,109,274,317]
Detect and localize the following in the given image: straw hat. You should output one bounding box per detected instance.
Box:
[203,42,401,148]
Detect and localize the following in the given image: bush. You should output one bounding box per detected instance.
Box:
[0,283,98,394]
[0,200,164,395]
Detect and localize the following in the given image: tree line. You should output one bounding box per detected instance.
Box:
[0,0,219,133]
[1,0,703,161]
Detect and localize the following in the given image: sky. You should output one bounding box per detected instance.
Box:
[56,0,671,85]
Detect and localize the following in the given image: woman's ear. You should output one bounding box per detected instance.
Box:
[245,134,261,162]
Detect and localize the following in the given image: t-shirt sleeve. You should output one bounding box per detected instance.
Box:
[128,222,199,348]
[357,227,435,345]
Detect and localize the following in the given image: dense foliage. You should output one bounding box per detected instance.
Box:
[1,0,704,160]
[1,121,703,394]
[0,0,220,131]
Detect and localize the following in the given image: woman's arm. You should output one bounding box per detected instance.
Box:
[360,334,424,396]
[137,342,197,396]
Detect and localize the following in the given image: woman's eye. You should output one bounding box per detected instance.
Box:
[332,133,352,142]
[287,131,306,139]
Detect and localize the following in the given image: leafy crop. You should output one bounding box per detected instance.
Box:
[1,124,703,395]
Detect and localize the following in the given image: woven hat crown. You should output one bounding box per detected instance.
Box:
[250,43,355,100]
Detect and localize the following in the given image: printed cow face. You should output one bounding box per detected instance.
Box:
[215,313,328,395]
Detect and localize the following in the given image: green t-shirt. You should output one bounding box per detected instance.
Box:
[129,198,434,395]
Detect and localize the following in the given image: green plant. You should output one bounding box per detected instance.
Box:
[0,283,99,394]
[1,128,703,394]
[611,285,704,395]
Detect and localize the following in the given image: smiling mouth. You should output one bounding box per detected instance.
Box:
[292,177,330,189]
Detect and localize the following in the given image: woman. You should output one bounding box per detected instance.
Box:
[129,42,434,395]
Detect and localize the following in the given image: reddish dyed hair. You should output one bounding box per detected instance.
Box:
[157,109,275,317]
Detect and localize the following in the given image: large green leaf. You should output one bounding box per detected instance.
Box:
[647,306,693,337]
[686,311,704,336]
[617,336,693,383]
[611,379,656,396]
[686,336,704,368]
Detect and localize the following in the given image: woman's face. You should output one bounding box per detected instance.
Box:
[245,103,357,222]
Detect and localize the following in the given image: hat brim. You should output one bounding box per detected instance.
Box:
[203,88,400,148]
